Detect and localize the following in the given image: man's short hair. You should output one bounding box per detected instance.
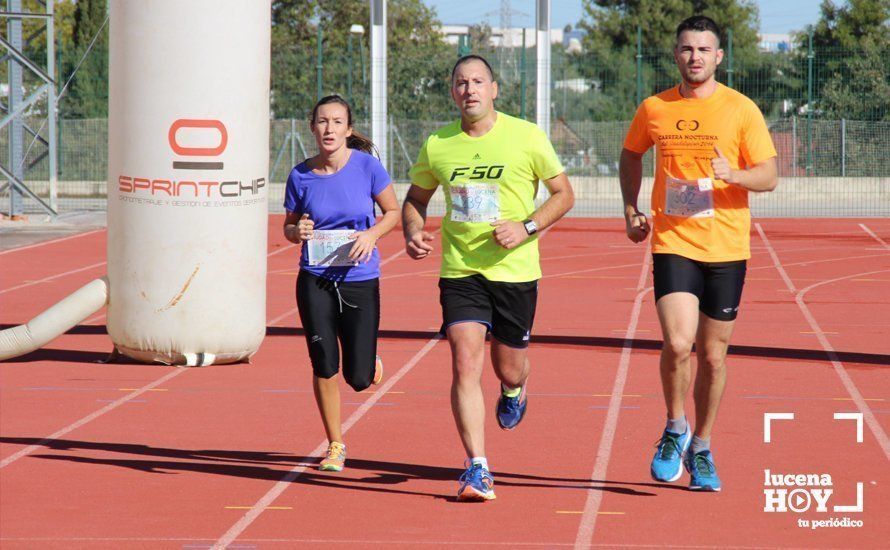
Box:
[451,55,495,82]
[676,15,722,48]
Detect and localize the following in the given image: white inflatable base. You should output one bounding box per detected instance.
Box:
[115,347,248,366]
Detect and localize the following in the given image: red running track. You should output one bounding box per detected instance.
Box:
[1,217,888,548]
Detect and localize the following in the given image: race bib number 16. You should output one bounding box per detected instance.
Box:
[450,183,500,223]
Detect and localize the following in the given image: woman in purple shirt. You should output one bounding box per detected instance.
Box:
[283,95,399,472]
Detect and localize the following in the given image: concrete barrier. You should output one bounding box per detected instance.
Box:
[18,176,890,217]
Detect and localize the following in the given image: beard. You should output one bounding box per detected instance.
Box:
[681,67,714,86]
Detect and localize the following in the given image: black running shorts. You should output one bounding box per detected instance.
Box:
[438,274,538,348]
[652,253,747,321]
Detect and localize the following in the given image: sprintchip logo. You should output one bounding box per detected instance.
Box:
[168,119,228,170]
[118,117,265,202]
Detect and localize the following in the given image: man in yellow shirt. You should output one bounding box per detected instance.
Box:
[620,16,778,491]
[403,55,574,501]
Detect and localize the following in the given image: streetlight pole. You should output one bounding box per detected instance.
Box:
[349,24,365,111]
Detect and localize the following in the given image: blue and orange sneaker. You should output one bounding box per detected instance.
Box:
[457,461,496,501]
[650,424,691,482]
[496,382,528,430]
[684,449,722,492]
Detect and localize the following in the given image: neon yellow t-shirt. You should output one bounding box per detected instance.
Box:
[409,112,564,282]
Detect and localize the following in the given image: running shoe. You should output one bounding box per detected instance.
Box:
[372,355,384,385]
[650,424,691,482]
[457,461,496,501]
[496,382,528,430]
[319,441,346,472]
[684,449,722,491]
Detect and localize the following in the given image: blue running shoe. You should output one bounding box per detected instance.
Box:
[496,382,528,430]
[684,449,722,492]
[650,424,691,482]
[457,461,496,501]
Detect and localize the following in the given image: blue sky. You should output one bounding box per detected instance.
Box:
[425,0,824,35]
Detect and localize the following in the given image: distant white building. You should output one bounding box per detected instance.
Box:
[759,33,794,52]
[438,24,565,47]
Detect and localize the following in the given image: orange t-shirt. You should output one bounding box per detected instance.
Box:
[623,83,777,262]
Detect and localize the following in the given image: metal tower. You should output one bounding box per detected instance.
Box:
[0,0,58,217]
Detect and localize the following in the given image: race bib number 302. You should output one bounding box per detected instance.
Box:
[665,177,714,218]
[450,183,500,223]
[307,230,358,267]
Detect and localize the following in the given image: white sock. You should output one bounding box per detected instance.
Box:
[470,456,489,471]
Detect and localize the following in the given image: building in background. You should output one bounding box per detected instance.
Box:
[759,33,794,52]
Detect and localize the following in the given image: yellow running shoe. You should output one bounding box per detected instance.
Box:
[319,441,346,472]
[372,355,384,385]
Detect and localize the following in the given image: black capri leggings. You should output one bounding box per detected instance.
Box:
[296,271,380,392]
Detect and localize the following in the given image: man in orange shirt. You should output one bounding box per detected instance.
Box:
[620,15,778,491]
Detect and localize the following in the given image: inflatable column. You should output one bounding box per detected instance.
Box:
[107,0,270,365]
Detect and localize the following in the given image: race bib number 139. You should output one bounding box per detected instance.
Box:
[450,183,500,223]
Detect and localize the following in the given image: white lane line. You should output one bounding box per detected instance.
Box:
[1,243,298,468]
[212,335,442,549]
[0,228,104,256]
[548,263,644,279]
[756,222,890,462]
[574,246,652,549]
[266,243,296,258]
[859,223,890,251]
[794,271,890,461]
[0,368,185,469]
[1,261,106,295]
[748,252,887,273]
[754,224,796,293]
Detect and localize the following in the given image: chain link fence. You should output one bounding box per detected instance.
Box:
[2,30,888,217]
[2,116,887,217]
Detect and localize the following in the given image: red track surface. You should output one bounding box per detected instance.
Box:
[1,217,888,549]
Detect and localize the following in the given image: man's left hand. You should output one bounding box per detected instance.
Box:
[711,145,736,184]
[491,219,530,249]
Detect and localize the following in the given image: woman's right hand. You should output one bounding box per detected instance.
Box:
[297,213,314,242]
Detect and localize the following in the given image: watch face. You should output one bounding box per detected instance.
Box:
[524,220,538,234]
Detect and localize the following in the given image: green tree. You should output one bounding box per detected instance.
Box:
[271,0,454,121]
[0,1,75,95]
[468,22,494,54]
[54,0,77,50]
[800,0,890,120]
[270,1,319,119]
[807,0,889,49]
[821,40,889,121]
[576,0,762,120]
[61,0,108,118]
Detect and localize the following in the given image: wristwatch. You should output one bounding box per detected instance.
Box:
[522,219,538,235]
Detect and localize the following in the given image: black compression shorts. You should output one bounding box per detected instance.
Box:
[653,253,747,321]
[296,271,380,391]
